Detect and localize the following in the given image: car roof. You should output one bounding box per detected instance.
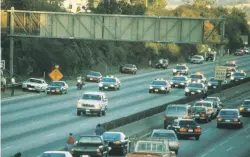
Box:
[168,104,189,108]
[52,81,65,83]
[176,119,195,122]
[220,109,238,112]
[152,129,175,134]
[104,132,123,134]
[195,101,213,104]
[29,78,44,81]
[43,151,69,154]
[82,91,105,95]
[206,97,218,99]
[244,99,250,101]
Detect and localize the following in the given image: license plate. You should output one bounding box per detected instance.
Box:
[52,90,55,92]
[213,86,216,88]
[104,87,108,89]
[86,109,90,112]
[90,78,93,80]
[225,120,230,122]
[28,88,34,90]
[175,85,178,87]
[155,89,158,92]
[80,155,90,157]
[188,129,193,132]
[191,92,195,94]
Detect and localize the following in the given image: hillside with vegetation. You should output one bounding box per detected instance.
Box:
[1,0,249,79]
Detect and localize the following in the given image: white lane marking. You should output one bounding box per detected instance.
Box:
[134,107,140,110]
[204,128,211,133]
[13,113,23,117]
[208,147,215,152]
[46,133,55,137]
[64,114,71,117]
[226,147,233,152]
[33,120,40,124]
[200,153,208,157]
[246,134,250,139]
[1,146,13,150]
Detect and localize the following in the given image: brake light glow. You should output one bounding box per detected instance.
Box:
[164,116,167,120]
[196,72,202,75]
[179,128,187,132]
[217,117,222,122]
[194,128,201,132]
[233,118,239,122]
[208,109,212,112]
[113,141,121,144]
[239,107,244,111]
[185,116,191,119]
[201,113,206,117]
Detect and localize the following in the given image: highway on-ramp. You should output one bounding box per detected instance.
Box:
[1,55,250,157]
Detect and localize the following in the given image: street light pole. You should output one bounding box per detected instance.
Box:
[9,7,14,77]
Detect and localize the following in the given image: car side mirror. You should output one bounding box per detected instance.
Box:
[108,147,112,151]
[99,145,103,149]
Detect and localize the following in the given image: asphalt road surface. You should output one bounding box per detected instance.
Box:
[1,55,250,157]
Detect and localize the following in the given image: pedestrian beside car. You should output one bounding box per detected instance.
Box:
[95,123,106,136]
[66,133,75,151]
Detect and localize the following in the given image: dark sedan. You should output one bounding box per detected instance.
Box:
[46,81,68,95]
[149,79,171,94]
[85,71,102,82]
[230,72,247,82]
[239,99,250,116]
[217,109,243,128]
[170,76,190,88]
[207,77,218,89]
[120,64,137,74]
[184,83,207,96]
[103,132,129,155]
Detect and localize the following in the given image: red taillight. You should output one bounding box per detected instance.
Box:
[201,113,206,117]
[164,116,167,120]
[194,128,201,132]
[179,128,187,132]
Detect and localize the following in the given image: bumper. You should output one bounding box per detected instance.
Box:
[176,132,201,137]
[208,85,218,89]
[100,86,116,90]
[171,83,185,88]
[47,89,62,94]
[193,115,209,120]
[169,146,179,151]
[186,91,203,95]
[149,88,169,93]
[77,108,101,113]
[217,121,242,126]
[121,69,134,73]
[173,72,187,75]
[72,152,103,157]
[86,78,100,82]
[240,110,250,114]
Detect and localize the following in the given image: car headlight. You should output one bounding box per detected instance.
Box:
[180,83,184,85]
[230,76,234,80]
[160,87,165,90]
[173,69,177,72]
[95,104,100,109]
[77,80,81,83]
[197,80,201,83]
[185,88,189,92]
[99,83,103,87]
[77,104,82,107]
[197,90,201,93]
[110,84,114,87]
[149,86,153,89]
[170,82,173,84]
[208,82,212,86]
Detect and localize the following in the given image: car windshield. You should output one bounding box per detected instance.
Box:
[175,66,186,70]
[227,68,236,72]
[152,81,166,86]
[101,78,116,82]
[192,106,206,112]
[209,78,217,82]
[204,98,216,101]
[224,64,235,67]
[193,56,202,59]
[103,133,121,141]
[82,94,102,100]
[243,101,250,106]
[187,83,202,88]
[194,102,212,107]
[151,132,176,140]
[219,110,238,117]
[136,141,167,153]
[41,153,66,157]
[79,136,102,144]
[166,107,186,114]
[190,75,202,79]
[50,82,64,86]
[233,73,245,77]
[124,64,135,68]
[29,79,43,83]
[172,77,185,81]
[179,120,197,126]
[88,71,100,76]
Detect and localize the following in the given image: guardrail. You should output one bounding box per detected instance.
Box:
[102,77,250,131]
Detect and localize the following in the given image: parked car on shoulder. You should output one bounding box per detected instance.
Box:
[150,129,179,155]
[22,78,48,92]
[85,71,102,83]
[103,132,129,155]
[77,92,108,117]
[155,59,169,69]
[46,81,68,95]
[234,49,244,56]
[120,64,137,74]
[71,136,111,157]
[126,139,176,157]
[189,55,204,64]
[41,151,73,157]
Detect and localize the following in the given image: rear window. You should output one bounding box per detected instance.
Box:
[103,133,121,141]
[41,153,66,157]
[172,77,185,81]
[79,136,102,144]
[29,79,43,83]
[179,120,197,126]
[152,81,166,86]
[194,102,212,107]
[190,75,202,79]
[175,66,186,70]
[166,106,186,115]
[88,71,100,76]
[243,101,250,106]
[151,132,176,140]
[219,110,238,116]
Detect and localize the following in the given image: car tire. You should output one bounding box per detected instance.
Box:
[102,110,106,116]
[239,123,243,128]
[149,90,151,93]
[175,150,178,155]
[98,111,102,117]
[77,111,81,116]
[185,93,188,96]
[195,136,200,140]
[121,147,127,155]
[99,87,102,91]
[217,124,221,128]
[22,88,26,91]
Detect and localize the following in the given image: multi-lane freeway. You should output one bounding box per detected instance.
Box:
[1,55,250,157]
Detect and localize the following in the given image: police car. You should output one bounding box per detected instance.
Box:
[230,70,247,82]
[99,75,121,91]
[189,72,207,83]
[225,67,237,78]
[172,64,189,75]
[149,78,171,94]
[184,82,207,96]
[170,75,190,88]
[223,61,237,69]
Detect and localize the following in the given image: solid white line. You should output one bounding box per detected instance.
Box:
[200,153,208,157]
[208,147,215,152]
[226,147,233,152]
[13,113,23,117]
[33,121,40,124]
[64,114,71,117]
[1,146,13,150]
[80,123,86,128]
[204,128,211,133]
[46,133,55,137]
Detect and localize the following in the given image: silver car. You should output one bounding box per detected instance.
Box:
[150,129,179,155]
[190,55,204,64]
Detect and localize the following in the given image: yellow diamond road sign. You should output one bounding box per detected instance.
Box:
[214,66,227,81]
[49,69,63,81]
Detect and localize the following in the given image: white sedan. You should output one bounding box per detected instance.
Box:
[41,151,73,157]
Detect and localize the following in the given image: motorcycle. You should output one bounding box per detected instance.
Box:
[76,77,85,90]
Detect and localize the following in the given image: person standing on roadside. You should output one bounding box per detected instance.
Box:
[11,75,16,96]
[66,133,75,151]
[1,76,6,92]
[95,123,106,136]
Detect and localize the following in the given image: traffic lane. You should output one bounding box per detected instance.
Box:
[176,98,250,157]
[0,54,240,106]
[197,126,250,157]
[1,87,185,145]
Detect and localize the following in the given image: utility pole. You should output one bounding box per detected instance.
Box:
[9,7,14,77]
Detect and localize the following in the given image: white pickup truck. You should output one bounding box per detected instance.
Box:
[22,78,48,92]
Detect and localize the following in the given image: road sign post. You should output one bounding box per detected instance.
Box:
[49,65,63,81]
[1,60,5,70]
[214,66,227,97]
